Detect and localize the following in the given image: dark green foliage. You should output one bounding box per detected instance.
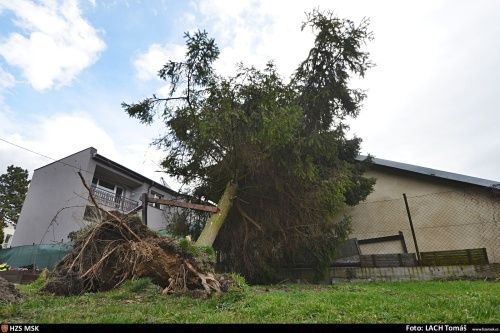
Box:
[165,209,207,240]
[0,165,30,225]
[124,10,375,282]
[295,11,373,131]
[0,219,4,245]
[68,223,97,243]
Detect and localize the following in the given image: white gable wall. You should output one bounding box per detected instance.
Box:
[11,148,97,246]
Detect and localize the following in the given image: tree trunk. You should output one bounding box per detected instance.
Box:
[195,182,238,247]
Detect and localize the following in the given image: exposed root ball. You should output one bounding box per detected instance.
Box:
[43,212,229,296]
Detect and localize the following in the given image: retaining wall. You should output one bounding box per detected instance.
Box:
[288,264,500,283]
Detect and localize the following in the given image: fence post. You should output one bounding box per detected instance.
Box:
[403,193,421,263]
[141,193,148,226]
[399,231,408,253]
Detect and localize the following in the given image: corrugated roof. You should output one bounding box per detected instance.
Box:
[357,155,500,189]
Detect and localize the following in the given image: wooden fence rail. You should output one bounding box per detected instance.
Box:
[140,194,219,226]
[420,248,489,266]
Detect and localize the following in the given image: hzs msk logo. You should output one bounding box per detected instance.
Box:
[0,324,39,332]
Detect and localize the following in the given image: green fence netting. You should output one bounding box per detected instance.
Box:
[0,244,72,270]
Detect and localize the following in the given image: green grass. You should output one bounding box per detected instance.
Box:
[1,279,498,323]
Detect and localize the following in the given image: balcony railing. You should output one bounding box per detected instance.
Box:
[90,186,139,212]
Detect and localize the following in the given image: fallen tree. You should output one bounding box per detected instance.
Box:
[123,10,376,282]
[42,173,231,296]
[195,182,238,247]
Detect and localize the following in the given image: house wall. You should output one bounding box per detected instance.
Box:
[1,224,15,248]
[11,148,97,246]
[90,162,179,232]
[10,145,185,248]
[348,168,500,263]
[92,163,143,203]
[143,184,179,232]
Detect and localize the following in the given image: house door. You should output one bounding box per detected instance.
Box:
[115,187,124,209]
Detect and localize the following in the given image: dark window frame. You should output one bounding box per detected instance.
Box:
[150,190,164,210]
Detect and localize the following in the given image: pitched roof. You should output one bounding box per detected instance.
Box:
[357,156,500,189]
[35,147,181,197]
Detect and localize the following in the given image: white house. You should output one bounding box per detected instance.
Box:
[11,147,180,246]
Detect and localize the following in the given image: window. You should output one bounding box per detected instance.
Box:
[92,177,120,193]
[2,234,12,247]
[97,179,115,192]
[150,190,164,209]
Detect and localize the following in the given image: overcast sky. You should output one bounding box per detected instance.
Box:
[0,0,499,191]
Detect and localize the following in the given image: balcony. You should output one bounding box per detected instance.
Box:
[90,186,139,212]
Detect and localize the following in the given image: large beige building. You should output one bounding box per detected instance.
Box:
[348,157,500,263]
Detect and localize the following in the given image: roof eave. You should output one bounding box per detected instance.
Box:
[356,155,500,189]
[92,153,180,197]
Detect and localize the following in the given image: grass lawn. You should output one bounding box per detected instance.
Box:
[1,279,498,323]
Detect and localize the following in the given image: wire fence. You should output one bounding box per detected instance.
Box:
[80,183,500,267]
[346,189,500,264]
[150,188,500,266]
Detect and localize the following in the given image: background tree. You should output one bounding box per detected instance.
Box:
[0,213,4,245]
[0,165,30,225]
[123,10,375,282]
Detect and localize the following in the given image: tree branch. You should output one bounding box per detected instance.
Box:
[152,96,188,102]
[236,202,263,231]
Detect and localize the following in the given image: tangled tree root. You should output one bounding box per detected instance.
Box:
[43,212,231,297]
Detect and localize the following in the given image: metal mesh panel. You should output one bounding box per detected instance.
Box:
[347,189,500,263]
[348,197,413,255]
[406,190,499,263]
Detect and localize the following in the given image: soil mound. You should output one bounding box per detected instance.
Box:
[0,276,22,303]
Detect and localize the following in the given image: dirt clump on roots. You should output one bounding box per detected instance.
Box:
[43,211,231,297]
[0,276,22,303]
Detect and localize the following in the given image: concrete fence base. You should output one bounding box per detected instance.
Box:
[288,264,500,283]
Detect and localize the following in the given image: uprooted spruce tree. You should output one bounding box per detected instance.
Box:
[123,10,376,282]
